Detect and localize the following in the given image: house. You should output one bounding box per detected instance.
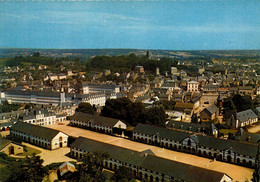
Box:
[238,86,254,96]
[22,110,66,126]
[0,138,24,156]
[11,122,68,150]
[135,66,144,73]
[0,120,17,131]
[174,102,195,116]
[59,161,76,176]
[227,109,258,128]
[235,128,260,144]
[70,112,127,134]
[203,85,219,94]
[200,104,219,121]
[256,107,260,119]
[166,120,218,137]
[161,82,178,91]
[132,123,258,168]
[187,81,199,92]
[257,87,260,95]
[158,94,171,101]
[70,137,232,182]
[166,110,187,122]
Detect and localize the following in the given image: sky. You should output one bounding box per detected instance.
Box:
[0,0,260,50]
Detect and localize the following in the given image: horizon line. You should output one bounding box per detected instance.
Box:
[1,47,260,52]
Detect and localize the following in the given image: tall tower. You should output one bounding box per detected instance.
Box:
[156,67,160,76]
[146,51,151,59]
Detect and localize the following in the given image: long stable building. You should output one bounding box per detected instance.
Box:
[69,112,127,133]
[133,123,259,168]
[71,137,232,182]
[10,122,68,150]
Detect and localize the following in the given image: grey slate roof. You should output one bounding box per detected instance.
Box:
[11,122,64,141]
[71,137,230,182]
[196,135,258,158]
[70,112,124,128]
[134,123,190,142]
[255,107,260,113]
[204,104,218,115]
[134,123,258,158]
[236,109,258,123]
[166,120,212,134]
[23,110,56,121]
[235,128,260,144]
[0,138,12,150]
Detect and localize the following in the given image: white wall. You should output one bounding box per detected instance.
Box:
[51,132,68,150]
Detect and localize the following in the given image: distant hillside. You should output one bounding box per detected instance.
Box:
[0,48,259,60]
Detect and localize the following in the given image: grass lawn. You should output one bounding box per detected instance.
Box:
[219,129,238,135]
[17,146,41,156]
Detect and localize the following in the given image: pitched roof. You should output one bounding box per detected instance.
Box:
[204,105,218,115]
[134,123,258,158]
[0,138,12,150]
[166,120,212,134]
[235,129,260,144]
[236,109,258,123]
[11,122,64,141]
[134,123,190,142]
[71,137,230,182]
[196,135,258,157]
[70,112,125,128]
[174,102,194,109]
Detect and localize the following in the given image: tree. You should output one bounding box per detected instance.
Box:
[32,52,40,57]
[76,102,95,115]
[126,102,145,125]
[144,106,167,127]
[232,94,254,112]
[78,151,109,182]
[102,97,132,120]
[8,153,46,182]
[191,113,198,123]
[112,166,134,181]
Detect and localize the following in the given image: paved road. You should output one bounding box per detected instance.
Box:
[248,124,260,133]
[47,121,254,182]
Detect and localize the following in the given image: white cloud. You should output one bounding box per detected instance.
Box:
[122,23,260,33]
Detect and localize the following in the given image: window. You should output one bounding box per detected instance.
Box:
[59,136,63,141]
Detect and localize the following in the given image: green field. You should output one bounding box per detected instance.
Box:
[17,146,41,156]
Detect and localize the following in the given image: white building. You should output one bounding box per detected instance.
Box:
[171,67,178,75]
[22,110,66,126]
[0,90,71,106]
[11,122,68,150]
[227,109,258,128]
[80,93,107,106]
[187,81,199,92]
[82,83,120,94]
[257,87,260,95]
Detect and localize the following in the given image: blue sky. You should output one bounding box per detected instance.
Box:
[0,0,259,50]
